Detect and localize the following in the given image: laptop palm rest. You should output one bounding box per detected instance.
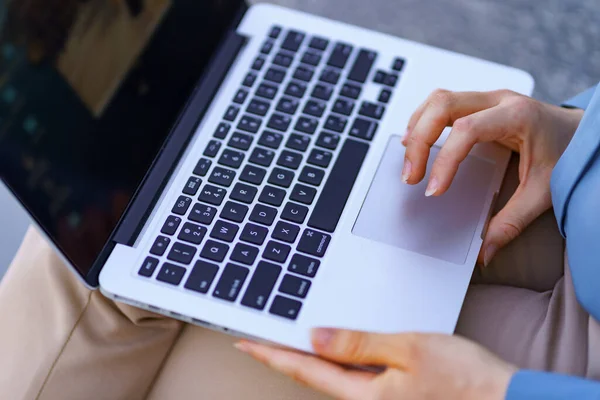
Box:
[352,135,496,265]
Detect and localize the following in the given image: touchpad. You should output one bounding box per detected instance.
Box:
[352,135,496,264]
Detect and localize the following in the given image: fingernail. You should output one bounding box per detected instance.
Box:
[312,328,336,349]
[425,177,438,197]
[402,159,412,183]
[234,341,251,353]
[484,244,497,267]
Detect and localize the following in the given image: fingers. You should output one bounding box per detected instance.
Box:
[480,175,552,265]
[403,90,503,184]
[235,341,374,400]
[426,107,510,196]
[311,328,424,371]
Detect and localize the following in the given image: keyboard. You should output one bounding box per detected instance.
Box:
[138,25,405,321]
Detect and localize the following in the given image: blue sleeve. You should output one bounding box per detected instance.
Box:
[507,370,600,399]
[563,85,597,110]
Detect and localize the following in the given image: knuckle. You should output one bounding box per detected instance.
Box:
[403,334,426,365]
[500,218,524,240]
[494,88,516,98]
[452,116,474,135]
[506,96,541,127]
[429,89,452,108]
[339,331,369,360]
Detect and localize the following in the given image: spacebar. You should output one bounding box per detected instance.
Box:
[308,138,370,233]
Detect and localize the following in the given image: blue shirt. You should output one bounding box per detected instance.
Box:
[506,85,600,399]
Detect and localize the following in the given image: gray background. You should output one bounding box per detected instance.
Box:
[1,0,598,281]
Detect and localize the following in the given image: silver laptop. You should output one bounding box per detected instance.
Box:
[0,1,533,353]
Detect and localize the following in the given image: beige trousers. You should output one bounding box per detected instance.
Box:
[1,156,599,400]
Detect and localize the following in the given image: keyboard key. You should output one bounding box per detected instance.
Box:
[209,167,236,187]
[139,256,159,277]
[228,132,253,151]
[319,68,340,85]
[276,97,299,115]
[349,117,378,141]
[241,261,282,310]
[280,274,311,299]
[312,83,333,101]
[333,98,355,116]
[204,140,221,157]
[238,115,261,133]
[198,185,227,206]
[379,89,392,104]
[288,254,320,278]
[303,99,326,117]
[218,149,244,169]
[307,148,332,168]
[359,101,385,120]
[259,185,287,206]
[285,81,307,98]
[214,122,231,139]
[240,223,269,245]
[340,83,361,99]
[184,260,219,294]
[268,168,295,188]
[178,222,207,245]
[189,204,217,225]
[249,147,275,167]
[223,105,239,121]
[161,216,182,235]
[256,83,278,99]
[213,263,249,302]
[233,88,248,104]
[200,240,230,262]
[230,183,258,204]
[286,133,310,152]
[157,263,186,286]
[270,295,302,320]
[220,201,249,223]
[301,51,321,66]
[263,240,292,263]
[277,150,303,170]
[374,70,386,84]
[249,204,278,226]
[299,166,324,186]
[261,40,274,55]
[281,202,309,224]
[251,57,265,71]
[258,130,284,149]
[316,131,340,150]
[308,139,369,232]
[167,242,196,265]
[297,229,331,257]
[324,115,347,133]
[172,195,192,215]
[273,51,294,68]
[327,42,353,69]
[348,49,377,83]
[393,57,405,71]
[230,243,259,266]
[383,73,398,87]
[243,72,257,87]
[267,113,292,132]
[282,30,305,52]
[295,116,318,134]
[240,164,266,185]
[210,220,239,242]
[193,158,212,177]
[309,36,329,51]
[246,98,270,116]
[290,184,317,205]
[272,221,300,243]
[265,67,286,84]
[269,26,282,39]
[294,65,314,82]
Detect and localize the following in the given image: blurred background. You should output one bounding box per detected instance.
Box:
[1,0,599,280]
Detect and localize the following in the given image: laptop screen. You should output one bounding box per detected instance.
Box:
[0,0,244,278]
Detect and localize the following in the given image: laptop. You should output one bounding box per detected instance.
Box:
[0,0,533,353]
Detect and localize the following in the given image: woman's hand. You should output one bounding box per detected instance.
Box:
[402,89,583,265]
[236,329,516,400]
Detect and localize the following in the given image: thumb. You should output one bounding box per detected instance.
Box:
[480,176,552,266]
